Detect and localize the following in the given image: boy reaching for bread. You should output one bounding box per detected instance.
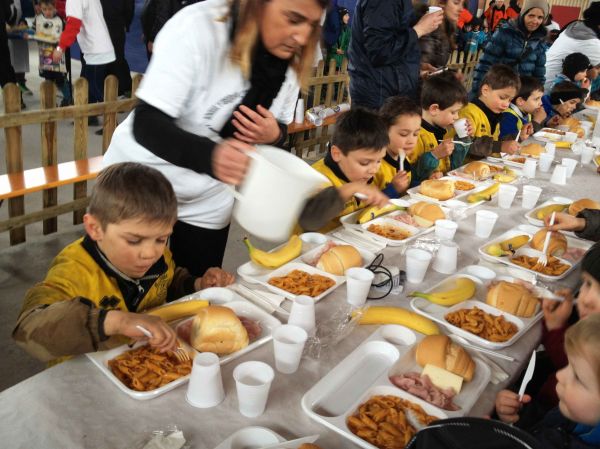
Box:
[412,72,471,184]
[12,163,234,365]
[298,108,390,233]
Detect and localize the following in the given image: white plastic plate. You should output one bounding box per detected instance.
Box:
[524,197,573,227]
[447,161,507,181]
[406,176,488,204]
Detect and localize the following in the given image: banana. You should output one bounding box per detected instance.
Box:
[243,235,302,269]
[145,300,209,322]
[535,203,569,220]
[486,243,507,257]
[357,307,440,335]
[467,182,500,203]
[595,156,600,166]
[555,141,572,149]
[409,277,477,306]
[492,173,516,183]
[357,204,404,224]
[499,234,530,252]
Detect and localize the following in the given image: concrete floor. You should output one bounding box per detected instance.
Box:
[0,47,280,391]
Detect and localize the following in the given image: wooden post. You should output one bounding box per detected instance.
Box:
[73,78,89,224]
[102,75,118,153]
[3,83,26,244]
[336,58,349,105]
[132,73,143,95]
[40,81,58,234]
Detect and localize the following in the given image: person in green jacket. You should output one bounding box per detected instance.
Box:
[327,8,350,70]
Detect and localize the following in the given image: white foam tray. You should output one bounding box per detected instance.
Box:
[302,324,492,448]
[406,176,490,205]
[533,129,577,143]
[87,300,281,400]
[524,197,573,228]
[477,224,592,281]
[447,161,513,182]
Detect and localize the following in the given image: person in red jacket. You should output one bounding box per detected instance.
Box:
[484,0,518,32]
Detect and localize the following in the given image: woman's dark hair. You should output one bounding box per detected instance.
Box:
[421,72,468,110]
[379,96,421,127]
[331,107,389,154]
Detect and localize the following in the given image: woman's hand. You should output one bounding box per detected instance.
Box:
[104,310,178,353]
[212,139,254,185]
[195,267,235,290]
[542,290,574,331]
[232,105,281,144]
[545,212,586,233]
[413,10,443,38]
[495,390,531,424]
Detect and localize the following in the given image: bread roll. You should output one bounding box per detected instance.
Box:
[561,117,580,128]
[419,180,455,201]
[463,161,490,179]
[316,245,362,275]
[415,335,475,382]
[520,143,544,157]
[190,306,249,355]
[568,198,600,216]
[531,229,568,257]
[570,126,585,138]
[486,281,540,318]
[408,201,445,223]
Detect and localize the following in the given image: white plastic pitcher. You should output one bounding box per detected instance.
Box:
[231,146,328,242]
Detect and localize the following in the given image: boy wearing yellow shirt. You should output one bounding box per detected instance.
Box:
[461,64,521,158]
[375,96,422,198]
[298,108,390,233]
[412,73,470,184]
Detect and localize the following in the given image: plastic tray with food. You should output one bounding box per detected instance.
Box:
[524,197,573,227]
[87,300,281,400]
[406,176,488,205]
[533,128,578,143]
[477,224,592,281]
[447,161,513,182]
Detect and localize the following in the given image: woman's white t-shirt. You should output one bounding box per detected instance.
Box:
[104,0,300,229]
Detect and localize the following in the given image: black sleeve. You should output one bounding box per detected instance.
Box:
[132,100,216,177]
[298,187,345,231]
[124,0,135,30]
[576,209,600,242]
[149,0,172,41]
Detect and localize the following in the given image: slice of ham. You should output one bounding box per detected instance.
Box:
[389,372,460,411]
[305,241,338,266]
[175,314,262,346]
[392,213,418,227]
[563,247,586,263]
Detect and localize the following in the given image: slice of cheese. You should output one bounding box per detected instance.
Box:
[422,364,464,394]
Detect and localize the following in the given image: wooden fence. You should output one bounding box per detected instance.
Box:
[0,74,141,245]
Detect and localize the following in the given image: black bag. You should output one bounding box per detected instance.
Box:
[406,417,542,449]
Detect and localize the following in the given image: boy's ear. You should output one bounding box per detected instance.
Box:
[428,104,441,115]
[83,213,104,241]
[330,144,344,162]
[515,96,525,107]
[480,84,491,98]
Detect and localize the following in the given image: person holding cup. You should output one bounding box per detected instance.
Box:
[103,0,329,276]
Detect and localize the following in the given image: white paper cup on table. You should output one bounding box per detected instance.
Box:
[522,159,537,178]
[299,232,327,248]
[435,219,458,240]
[345,267,375,307]
[453,118,469,138]
[186,353,225,408]
[427,5,442,13]
[550,164,567,185]
[539,153,554,172]
[475,210,498,238]
[288,295,316,334]
[272,325,308,374]
[233,361,275,418]
[497,184,518,209]
[581,146,595,165]
[545,142,556,156]
[405,248,433,284]
[561,158,578,177]
[522,185,542,209]
[433,240,459,274]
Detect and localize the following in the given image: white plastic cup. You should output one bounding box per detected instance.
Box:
[434,219,458,240]
[561,158,578,177]
[545,142,556,156]
[497,184,518,209]
[299,232,327,249]
[428,5,442,13]
[345,267,375,307]
[522,185,543,209]
[453,118,469,138]
[581,146,595,165]
[294,98,305,124]
[288,295,316,334]
[405,248,433,284]
[233,361,275,418]
[433,240,459,274]
[550,164,568,185]
[272,325,308,374]
[538,153,554,172]
[186,353,225,408]
[522,159,537,178]
[475,210,499,238]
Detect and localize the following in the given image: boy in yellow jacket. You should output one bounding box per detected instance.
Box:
[499,75,546,141]
[13,163,234,365]
[299,108,390,233]
[461,64,521,159]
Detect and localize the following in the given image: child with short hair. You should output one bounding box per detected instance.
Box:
[542,81,587,128]
[375,96,422,198]
[495,313,600,448]
[499,75,545,141]
[412,73,470,183]
[12,163,234,365]
[298,108,390,233]
[460,63,521,158]
[545,52,592,94]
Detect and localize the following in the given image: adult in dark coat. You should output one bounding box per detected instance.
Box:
[0,0,16,87]
[100,0,134,95]
[347,0,442,109]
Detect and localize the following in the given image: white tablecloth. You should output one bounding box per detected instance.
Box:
[1,151,598,449]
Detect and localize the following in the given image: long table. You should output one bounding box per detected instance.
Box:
[0,149,597,449]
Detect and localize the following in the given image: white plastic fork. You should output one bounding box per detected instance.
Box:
[135,325,190,362]
[399,149,406,172]
[536,212,556,269]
